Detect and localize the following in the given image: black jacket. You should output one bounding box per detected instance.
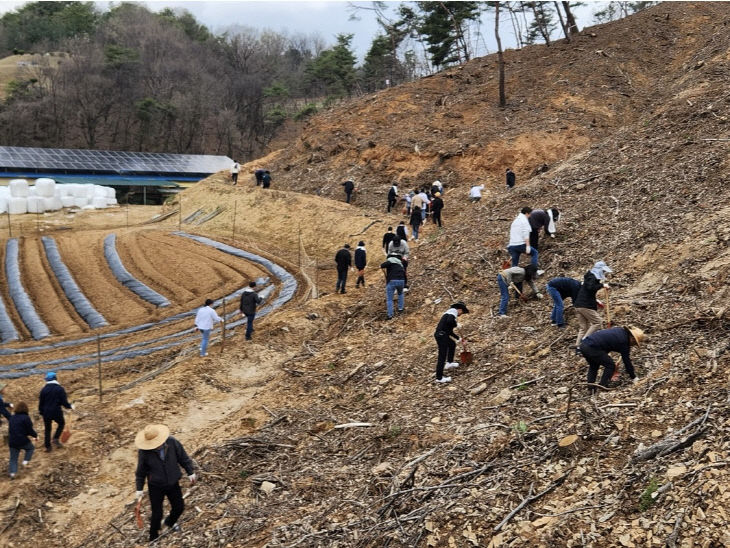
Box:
[582,327,636,378]
[135,436,194,490]
[547,277,581,302]
[8,413,37,449]
[434,311,459,341]
[0,395,11,422]
[382,232,395,253]
[506,171,516,187]
[38,382,72,420]
[409,208,422,227]
[388,186,397,200]
[431,196,444,213]
[380,258,406,282]
[239,289,263,316]
[342,180,355,193]
[354,248,367,270]
[574,272,603,310]
[396,225,407,240]
[335,248,352,270]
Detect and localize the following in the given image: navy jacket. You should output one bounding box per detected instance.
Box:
[135,436,194,490]
[547,277,581,302]
[354,248,367,270]
[574,272,603,310]
[8,413,37,449]
[38,382,72,420]
[582,327,636,378]
[239,289,263,316]
[0,395,11,421]
[335,248,352,270]
[380,259,406,282]
[434,311,459,341]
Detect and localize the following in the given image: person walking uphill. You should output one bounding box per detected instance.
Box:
[387,236,410,290]
[546,276,581,328]
[409,204,423,241]
[342,180,355,203]
[497,265,542,317]
[335,244,352,294]
[382,227,396,256]
[38,371,73,452]
[434,302,469,383]
[579,326,645,393]
[195,299,223,357]
[431,192,444,227]
[354,241,367,288]
[8,402,36,479]
[574,261,613,350]
[380,254,406,319]
[135,424,196,542]
[239,282,263,341]
[387,183,398,213]
[507,207,539,267]
[230,161,240,185]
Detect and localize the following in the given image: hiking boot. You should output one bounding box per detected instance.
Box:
[45,446,52,453]
[445,362,460,370]
[435,376,452,383]
[53,439,63,448]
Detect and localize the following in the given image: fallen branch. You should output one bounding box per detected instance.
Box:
[334,422,374,429]
[509,376,545,390]
[0,498,20,534]
[494,470,572,532]
[632,405,711,462]
[666,509,685,548]
[565,382,612,418]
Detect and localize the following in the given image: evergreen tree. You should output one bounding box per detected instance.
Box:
[305,34,357,97]
[416,1,482,68]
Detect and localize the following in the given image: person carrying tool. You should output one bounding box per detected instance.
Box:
[342,180,355,203]
[380,253,407,319]
[135,424,196,542]
[434,301,469,383]
[8,402,36,479]
[546,276,581,328]
[497,264,542,318]
[355,241,367,288]
[579,326,645,393]
[38,371,73,452]
[528,208,561,251]
[382,227,396,256]
[239,282,263,341]
[573,261,613,352]
[507,207,539,267]
[335,243,352,294]
[431,192,444,227]
[469,184,485,203]
[195,299,223,357]
[387,183,398,212]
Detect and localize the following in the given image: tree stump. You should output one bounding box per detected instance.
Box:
[558,434,581,455]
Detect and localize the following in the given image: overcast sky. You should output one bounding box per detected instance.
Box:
[0,1,608,62]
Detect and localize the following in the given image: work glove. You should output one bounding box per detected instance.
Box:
[525,245,532,255]
[632,377,639,384]
[535,293,544,300]
[550,233,555,238]
[136,490,144,501]
[70,404,75,410]
[456,323,462,329]
[7,403,13,409]
[603,283,610,289]
[188,473,197,484]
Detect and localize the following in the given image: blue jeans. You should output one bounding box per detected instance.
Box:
[245,313,255,339]
[507,244,538,267]
[336,268,348,292]
[200,329,211,356]
[547,285,564,325]
[411,224,420,240]
[385,280,405,317]
[497,275,510,315]
[421,208,427,221]
[9,441,34,475]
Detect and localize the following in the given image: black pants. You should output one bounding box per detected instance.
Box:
[43,414,65,449]
[432,209,442,227]
[434,333,456,380]
[580,342,615,392]
[336,268,348,292]
[149,482,184,541]
[345,191,352,203]
[355,272,365,287]
[529,231,540,250]
[232,173,238,185]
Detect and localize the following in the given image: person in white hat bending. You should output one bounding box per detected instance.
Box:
[135,424,196,542]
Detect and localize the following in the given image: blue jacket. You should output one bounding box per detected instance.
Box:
[38,382,72,420]
[0,395,11,422]
[582,327,636,378]
[547,277,581,301]
[8,413,37,449]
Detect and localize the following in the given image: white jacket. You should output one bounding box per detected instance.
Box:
[195,305,223,330]
[508,213,532,246]
[469,185,484,198]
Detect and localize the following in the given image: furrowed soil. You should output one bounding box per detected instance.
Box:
[0,3,729,548]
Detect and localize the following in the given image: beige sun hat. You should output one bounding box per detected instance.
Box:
[628,326,646,346]
[135,424,170,450]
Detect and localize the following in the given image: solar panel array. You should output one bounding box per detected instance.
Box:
[0,146,232,177]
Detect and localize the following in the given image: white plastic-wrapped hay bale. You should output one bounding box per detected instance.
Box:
[106,197,118,206]
[43,196,62,211]
[73,197,88,208]
[26,196,46,213]
[9,197,27,215]
[84,185,96,199]
[34,178,56,197]
[106,187,115,198]
[60,195,76,208]
[9,179,29,197]
[58,184,74,197]
[72,185,88,198]
[0,196,7,214]
[91,196,108,208]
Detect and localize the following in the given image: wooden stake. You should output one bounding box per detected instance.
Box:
[232,201,237,244]
[298,222,301,269]
[36,210,40,234]
[178,194,182,230]
[6,208,11,237]
[220,298,226,356]
[97,333,103,401]
[126,196,129,229]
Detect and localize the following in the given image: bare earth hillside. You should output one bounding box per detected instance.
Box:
[0,3,729,547]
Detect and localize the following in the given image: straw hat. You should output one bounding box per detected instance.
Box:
[135,424,170,450]
[628,326,646,346]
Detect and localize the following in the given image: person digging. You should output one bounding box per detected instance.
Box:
[578,326,646,394]
[433,301,469,383]
[135,424,196,542]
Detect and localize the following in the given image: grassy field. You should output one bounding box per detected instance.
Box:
[0,52,63,100]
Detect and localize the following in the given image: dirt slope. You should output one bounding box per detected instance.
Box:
[0,3,729,548]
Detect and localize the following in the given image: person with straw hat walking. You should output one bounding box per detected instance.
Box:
[579,326,646,393]
[135,424,196,542]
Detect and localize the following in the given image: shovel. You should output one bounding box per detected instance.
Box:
[60,412,72,444]
[459,338,473,365]
[605,286,612,328]
[135,498,144,529]
[510,282,527,302]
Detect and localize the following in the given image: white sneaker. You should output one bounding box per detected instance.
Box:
[445,362,459,370]
[403,287,410,293]
[497,314,509,319]
[537,269,545,276]
[21,461,28,466]
[435,376,452,383]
